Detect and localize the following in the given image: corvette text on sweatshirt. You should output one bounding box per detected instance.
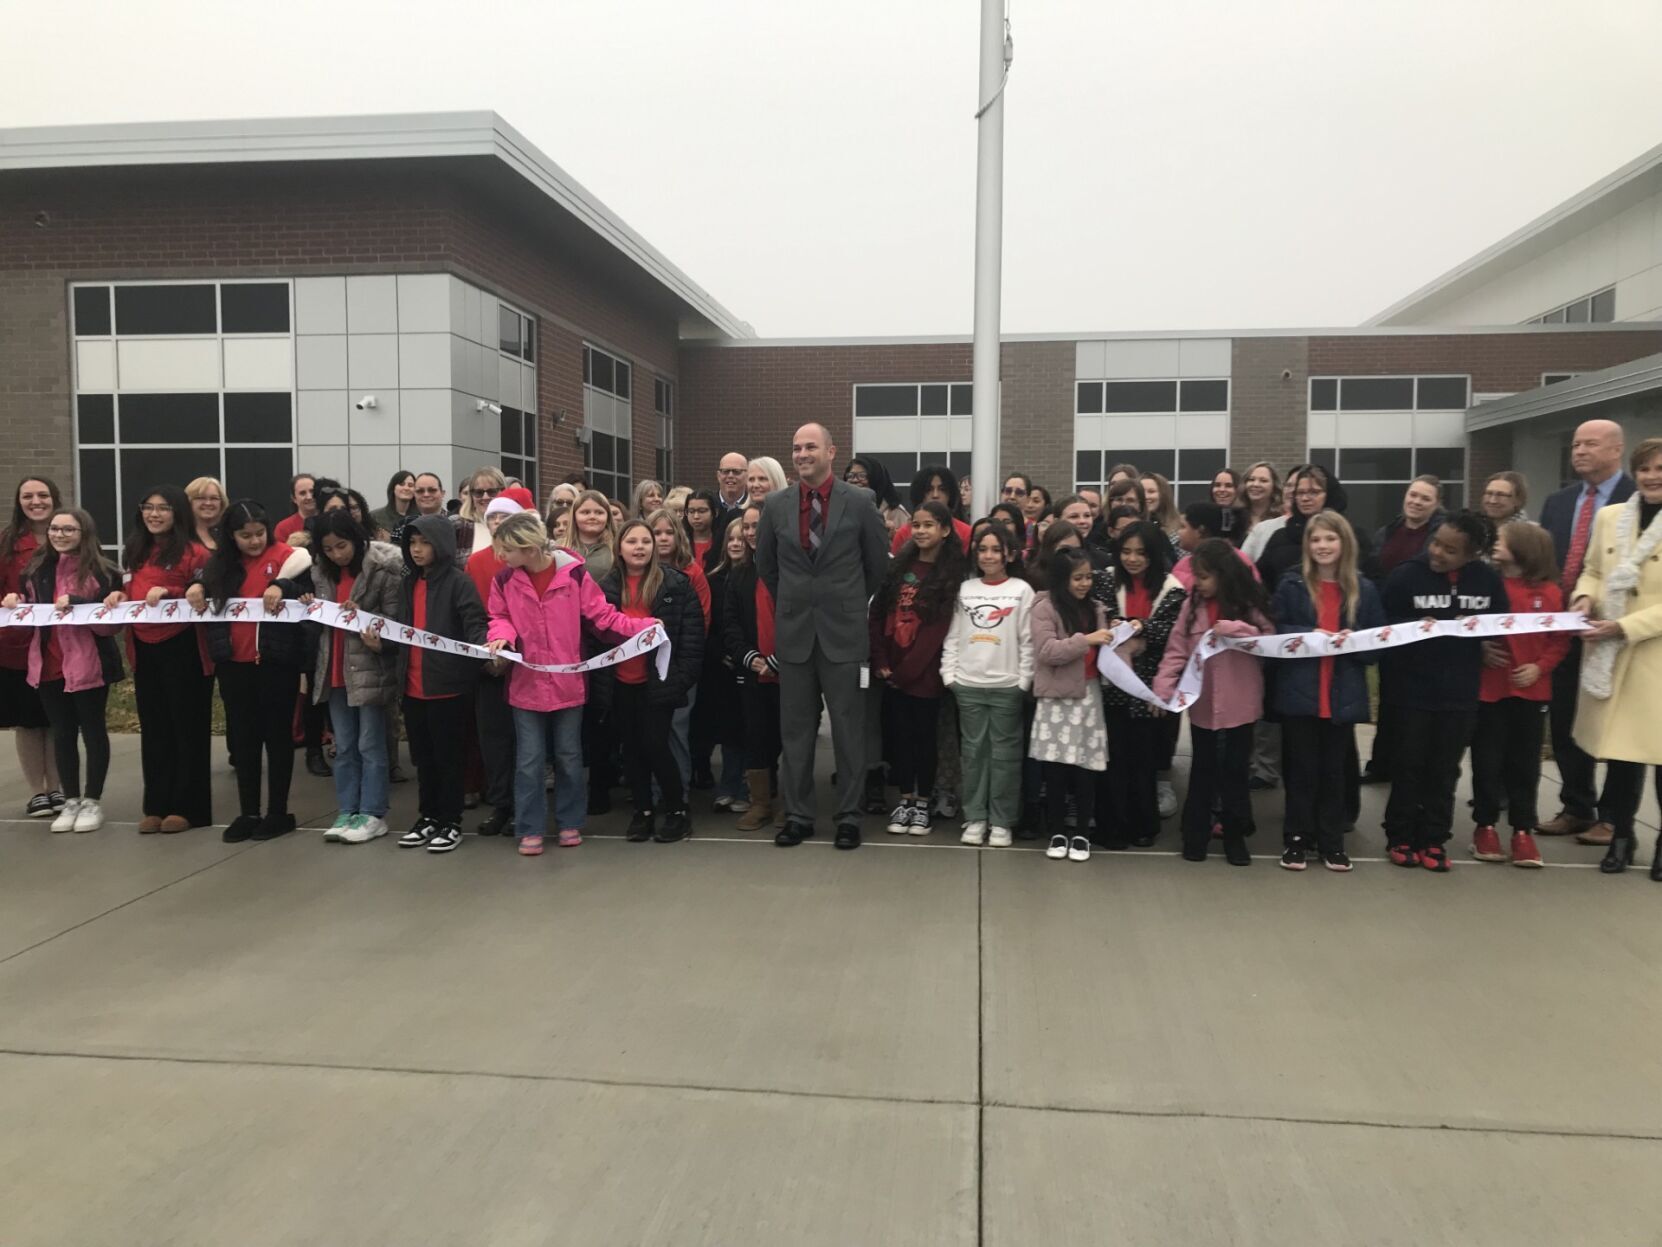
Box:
[940,576,1036,690]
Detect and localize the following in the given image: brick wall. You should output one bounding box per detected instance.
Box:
[1000,340,1076,495]
[1230,336,1310,473]
[0,161,683,503]
[1307,330,1662,395]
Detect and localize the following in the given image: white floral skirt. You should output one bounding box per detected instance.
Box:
[1028,683,1108,771]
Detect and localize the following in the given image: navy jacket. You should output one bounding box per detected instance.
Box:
[1379,552,1507,712]
[593,564,706,710]
[395,514,488,699]
[1539,475,1635,570]
[1268,570,1386,724]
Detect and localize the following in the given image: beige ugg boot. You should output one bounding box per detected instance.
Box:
[735,770,772,831]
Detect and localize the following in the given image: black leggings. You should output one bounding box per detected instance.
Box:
[741,679,781,771]
[37,680,110,801]
[1044,761,1094,836]
[883,688,941,796]
[1601,761,1662,840]
[218,660,300,818]
[1471,698,1546,831]
[133,630,214,825]
[405,695,467,826]
[614,681,683,813]
[1183,722,1253,852]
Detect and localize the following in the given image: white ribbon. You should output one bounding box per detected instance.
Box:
[1096,611,1589,714]
[0,598,672,681]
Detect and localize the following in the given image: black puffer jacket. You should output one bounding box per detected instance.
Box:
[395,514,488,698]
[593,563,705,710]
[1256,471,1379,587]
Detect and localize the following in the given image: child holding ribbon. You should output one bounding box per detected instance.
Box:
[1154,539,1274,866]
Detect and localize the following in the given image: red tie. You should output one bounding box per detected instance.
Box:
[1562,486,1596,593]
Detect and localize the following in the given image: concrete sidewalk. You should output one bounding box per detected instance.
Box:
[1,729,1659,1245]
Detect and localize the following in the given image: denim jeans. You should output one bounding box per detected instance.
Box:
[513,705,585,837]
[329,690,389,817]
[716,742,746,800]
[663,686,697,797]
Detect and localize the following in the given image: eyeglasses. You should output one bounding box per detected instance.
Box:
[47,525,81,535]
[1002,486,1027,497]
[718,467,746,475]
[471,487,502,499]
[415,486,443,495]
[139,503,171,514]
[1481,490,1514,500]
[1293,487,1325,499]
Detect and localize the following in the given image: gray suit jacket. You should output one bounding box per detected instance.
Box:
[755,478,890,664]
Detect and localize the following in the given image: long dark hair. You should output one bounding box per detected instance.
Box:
[122,484,193,572]
[989,501,1027,539]
[313,508,371,579]
[1182,501,1247,548]
[1110,520,1173,594]
[385,469,415,515]
[201,500,272,612]
[910,464,965,521]
[684,487,721,548]
[1191,538,1270,621]
[846,456,900,509]
[1046,546,1096,637]
[0,476,63,564]
[873,500,965,624]
[967,519,1017,580]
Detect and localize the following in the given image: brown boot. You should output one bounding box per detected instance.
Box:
[1535,811,1594,837]
[735,770,771,831]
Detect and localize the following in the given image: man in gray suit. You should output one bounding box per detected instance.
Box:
[756,422,891,849]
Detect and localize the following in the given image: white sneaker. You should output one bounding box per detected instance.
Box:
[73,798,104,833]
[1045,833,1069,859]
[934,792,959,820]
[887,803,913,835]
[907,803,931,835]
[1068,836,1092,863]
[960,821,987,846]
[987,826,1013,848]
[50,798,82,833]
[728,796,751,813]
[342,814,388,844]
[323,811,354,842]
[1156,780,1177,819]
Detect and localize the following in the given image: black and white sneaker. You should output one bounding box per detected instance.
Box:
[425,823,463,853]
[886,803,912,835]
[1280,843,1308,871]
[398,817,437,848]
[907,801,932,835]
[1322,849,1353,872]
[26,792,54,818]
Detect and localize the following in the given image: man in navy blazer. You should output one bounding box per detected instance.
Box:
[1536,419,1633,842]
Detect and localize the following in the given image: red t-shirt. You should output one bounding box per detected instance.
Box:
[0,531,40,668]
[692,539,712,566]
[466,545,504,606]
[1121,580,1152,622]
[41,630,63,683]
[1479,578,1567,705]
[404,577,455,700]
[682,559,711,628]
[615,575,653,684]
[273,512,307,545]
[127,542,209,644]
[755,579,778,685]
[230,545,284,664]
[330,570,356,689]
[529,562,557,600]
[1316,579,1342,720]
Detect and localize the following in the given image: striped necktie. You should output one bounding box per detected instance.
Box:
[809,489,824,557]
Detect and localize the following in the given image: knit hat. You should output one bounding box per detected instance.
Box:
[484,496,525,519]
[501,485,536,511]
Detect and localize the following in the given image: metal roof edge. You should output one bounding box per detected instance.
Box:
[686,323,1662,349]
[1465,350,1662,432]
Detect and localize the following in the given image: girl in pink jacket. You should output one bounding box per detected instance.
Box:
[2,508,124,834]
[1154,539,1273,866]
[483,512,659,857]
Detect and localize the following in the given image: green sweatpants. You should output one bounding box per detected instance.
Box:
[953,684,1025,827]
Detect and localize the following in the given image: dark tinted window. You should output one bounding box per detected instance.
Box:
[115,284,217,335]
[1076,382,1103,413]
[220,283,289,333]
[119,393,219,443]
[1416,447,1465,480]
[224,448,295,515]
[949,384,973,416]
[1076,451,1102,483]
[1342,484,1398,535]
[1179,447,1226,481]
[1563,298,1590,324]
[591,432,615,472]
[120,448,221,520]
[502,456,525,484]
[1339,447,1413,480]
[73,286,111,336]
[589,351,613,394]
[499,306,522,356]
[1175,483,1214,508]
[523,412,537,460]
[1309,447,1337,474]
[1102,380,1177,413]
[948,451,972,479]
[223,393,291,443]
[863,451,919,483]
[920,384,949,416]
[1113,449,1174,479]
[77,449,117,542]
[1339,378,1414,410]
[1179,379,1228,412]
[523,318,535,362]
[1542,307,1566,324]
[1309,378,1338,411]
[614,361,630,400]
[1590,287,1616,323]
[501,408,522,455]
[854,385,918,418]
[77,394,115,443]
[1416,376,1468,409]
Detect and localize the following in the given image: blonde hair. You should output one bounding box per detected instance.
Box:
[1141,472,1180,533]
[460,466,508,523]
[184,476,226,504]
[645,507,692,567]
[1301,510,1361,625]
[491,511,550,556]
[664,485,691,517]
[615,518,665,608]
[631,478,665,518]
[569,488,619,552]
[748,456,787,495]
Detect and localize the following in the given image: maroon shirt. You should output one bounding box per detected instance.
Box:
[797,476,833,554]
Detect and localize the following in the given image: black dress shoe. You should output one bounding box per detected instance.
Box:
[1130,833,1157,848]
[834,822,861,850]
[654,810,692,843]
[222,813,261,844]
[625,813,654,843]
[305,749,332,778]
[775,820,815,847]
[476,807,513,836]
[1649,834,1662,882]
[252,812,296,841]
[1223,835,1252,867]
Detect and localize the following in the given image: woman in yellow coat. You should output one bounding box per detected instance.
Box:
[1572,436,1662,878]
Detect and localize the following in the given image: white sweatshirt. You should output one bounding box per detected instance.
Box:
[941,576,1035,691]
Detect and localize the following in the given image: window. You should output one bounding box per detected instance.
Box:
[1074,376,1229,505]
[488,301,538,497]
[1531,287,1616,325]
[851,382,974,480]
[71,281,298,549]
[498,305,536,362]
[654,377,674,487]
[583,344,633,501]
[498,405,537,489]
[1542,372,1579,386]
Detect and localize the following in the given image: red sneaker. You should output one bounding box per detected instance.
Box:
[1470,825,1504,862]
[1509,830,1544,868]
[1421,844,1450,873]
[1388,842,1420,868]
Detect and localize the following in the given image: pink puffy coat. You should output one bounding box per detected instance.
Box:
[1152,596,1272,730]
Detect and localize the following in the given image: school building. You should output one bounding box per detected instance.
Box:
[3,112,1661,547]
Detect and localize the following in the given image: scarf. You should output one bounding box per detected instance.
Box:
[1581,494,1662,699]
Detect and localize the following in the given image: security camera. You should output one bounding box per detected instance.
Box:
[475,400,503,415]
[355,395,378,411]
[1281,369,1293,381]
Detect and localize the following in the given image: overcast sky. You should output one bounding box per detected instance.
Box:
[4,0,1659,338]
